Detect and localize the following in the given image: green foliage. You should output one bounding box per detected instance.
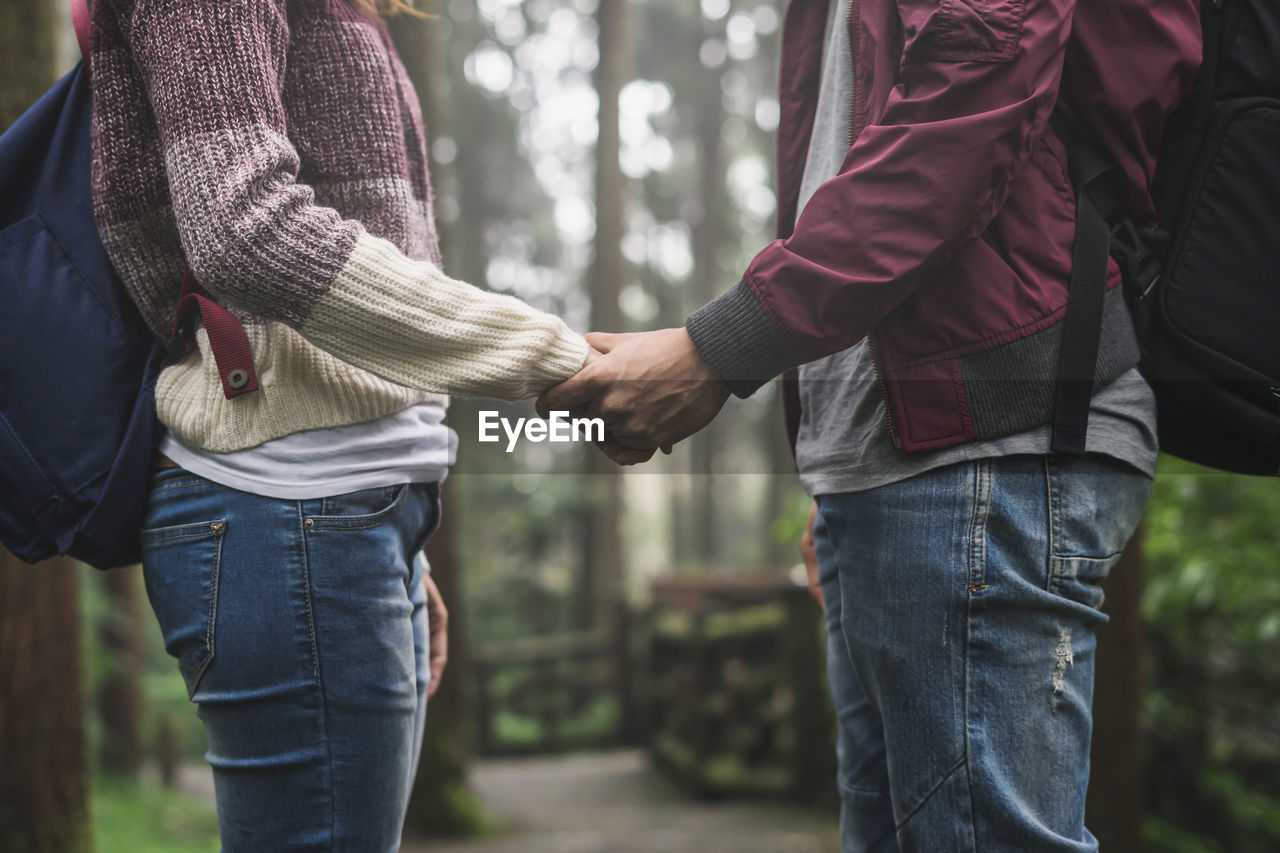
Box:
[769,490,816,555]
[1144,457,1280,653]
[90,778,219,853]
[1143,456,1280,851]
[492,694,618,749]
[80,567,209,771]
[404,726,487,839]
[1146,816,1224,853]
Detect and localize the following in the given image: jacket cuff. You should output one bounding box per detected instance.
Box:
[685,279,800,398]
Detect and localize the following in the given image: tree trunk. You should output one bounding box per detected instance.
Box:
[1086,525,1146,852]
[686,5,728,570]
[0,550,90,853]
[0,7,91,849]
[403,477,481,836]
[761,394,796,568]
[0,0,58,130]
[388,12,481,837]
[97,566,145,777]
[582,0,631,624]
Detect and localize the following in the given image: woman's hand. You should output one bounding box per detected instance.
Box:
[802,502,823,609]
[423,572,448,698]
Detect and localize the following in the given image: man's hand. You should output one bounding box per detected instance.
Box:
[537,328,731,465]
[801,501,823,609]
[423,572,448,698]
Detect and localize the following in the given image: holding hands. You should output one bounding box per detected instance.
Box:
[538,328,731,466]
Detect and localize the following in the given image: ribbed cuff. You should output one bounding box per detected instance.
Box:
[685,279,800,398]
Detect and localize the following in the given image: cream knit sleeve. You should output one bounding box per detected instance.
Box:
[303,232,588,401]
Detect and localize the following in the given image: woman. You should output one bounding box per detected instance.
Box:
[89,0,587,848]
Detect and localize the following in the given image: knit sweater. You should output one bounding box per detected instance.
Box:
[89,0,588,452]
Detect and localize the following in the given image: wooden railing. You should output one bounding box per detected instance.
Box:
[645,576,834,800]
[470,609,634,756]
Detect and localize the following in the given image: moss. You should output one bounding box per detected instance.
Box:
[90,777,219,853]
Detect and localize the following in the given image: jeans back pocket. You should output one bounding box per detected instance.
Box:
[308,483,409,531]
[140,518,227,697]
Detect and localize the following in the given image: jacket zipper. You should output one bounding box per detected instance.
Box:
[867,334,903,448]
[846,0,857,145]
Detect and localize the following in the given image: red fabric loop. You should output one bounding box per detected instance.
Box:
[71,0,91,71]
[169,269,259,400]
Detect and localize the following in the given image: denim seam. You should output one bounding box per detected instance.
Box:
[186,525,224,698]
[1044,457,1061,591]
[140,527,221,544]
[837,776,891,798]
[204,526,223,659]
[306,484,410,531]
[295,502,336,850]
[150,480,213,496]
[893,756,969,830]
[296,505,322,682]
[831,526,879,808]
[966,461,991,592]
[308,519,393,532]
[961,460,989,853]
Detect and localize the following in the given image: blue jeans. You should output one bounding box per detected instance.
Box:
[140,467,441,852]
[815,454,1151,852]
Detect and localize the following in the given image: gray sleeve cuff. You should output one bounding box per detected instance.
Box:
[685,279,801,398]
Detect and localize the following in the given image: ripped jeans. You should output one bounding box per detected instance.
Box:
[814,454,1151,853]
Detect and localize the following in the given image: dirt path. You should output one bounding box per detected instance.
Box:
[405,749,840,853]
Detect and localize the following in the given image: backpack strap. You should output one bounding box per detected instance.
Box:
[71,0,91,71]
[1048,113,1113,456]
[167,269,260,399]
[1048,112,1167,455]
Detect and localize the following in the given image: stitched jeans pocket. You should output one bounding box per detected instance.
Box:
[1044,455,1152,610]
[1049,552,1121,610]
[141,518,226,698]
[308,483,409,531]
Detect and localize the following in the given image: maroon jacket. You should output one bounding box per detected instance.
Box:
[686,0,1201,452]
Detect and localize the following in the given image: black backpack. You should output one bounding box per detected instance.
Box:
[1051,0,1280,476]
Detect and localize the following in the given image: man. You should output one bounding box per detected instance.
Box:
[542,0,1199,849]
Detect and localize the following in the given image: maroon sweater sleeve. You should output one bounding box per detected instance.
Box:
[687,0,1077,397]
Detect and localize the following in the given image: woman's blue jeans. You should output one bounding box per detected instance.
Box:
[815,454,1151,852]
[140,466,441,852]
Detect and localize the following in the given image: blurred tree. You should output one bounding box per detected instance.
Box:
[1088,529,1147,852]
[404,479,483,835]
[761,398,797,568]
[582,0,630,625]
[0,5,90,848]
[686,4,729,568]
[0,552,90,853]
[389,11,482,836]
[97,567,144,777]
[0,0,58,125]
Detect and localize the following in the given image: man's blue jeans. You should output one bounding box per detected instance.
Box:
[140,466,440,852]
[815,454,1151,852]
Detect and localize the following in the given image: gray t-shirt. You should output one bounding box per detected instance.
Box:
[794,0,1158,496]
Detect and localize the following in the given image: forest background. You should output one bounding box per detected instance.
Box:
[1,1,1277,851]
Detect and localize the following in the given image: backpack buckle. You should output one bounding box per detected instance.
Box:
[1110,220,1167,300]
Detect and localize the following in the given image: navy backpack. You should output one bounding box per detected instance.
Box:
[0,15,162,569]
[0,0,251,569]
